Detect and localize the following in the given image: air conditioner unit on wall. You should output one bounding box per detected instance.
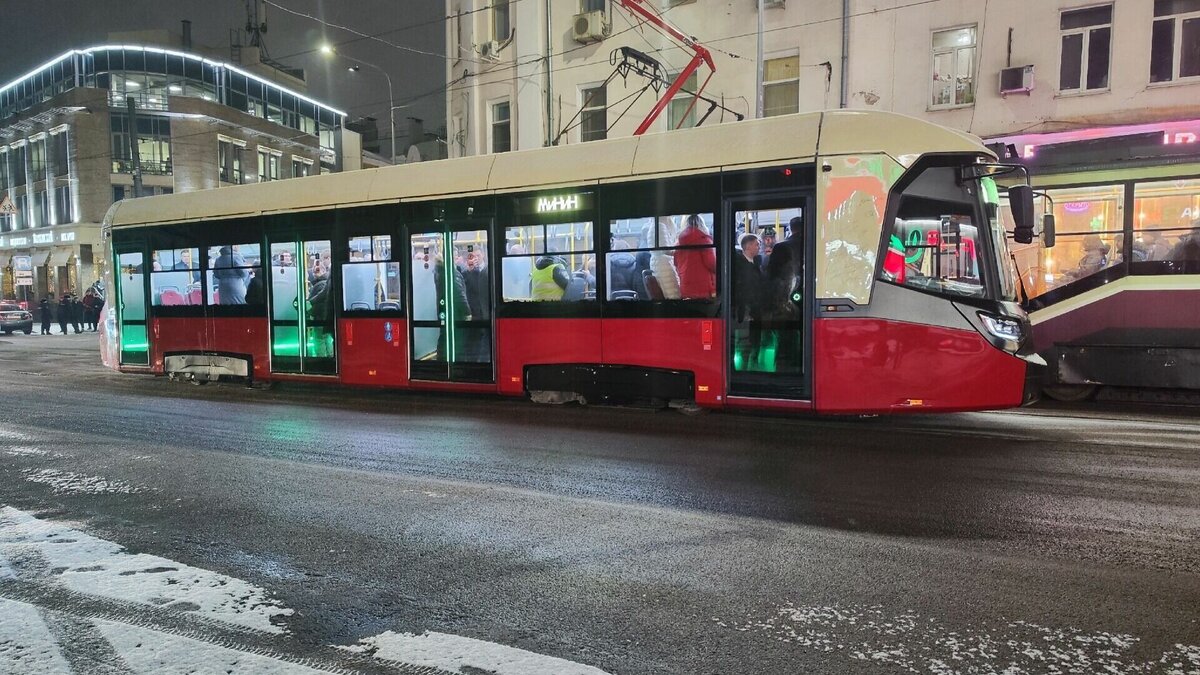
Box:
[572,10,611,44]
[479,40,502,61]
[999,65,1035,95]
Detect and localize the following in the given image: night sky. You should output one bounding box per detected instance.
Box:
[2,0,446,146]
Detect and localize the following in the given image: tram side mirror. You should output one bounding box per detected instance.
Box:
[1042,213,1056,248]
[1008,184,1036,244]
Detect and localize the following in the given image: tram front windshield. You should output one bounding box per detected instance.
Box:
[880,163,1016,301]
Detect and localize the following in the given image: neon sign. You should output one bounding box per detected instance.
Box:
[536,194,580,213]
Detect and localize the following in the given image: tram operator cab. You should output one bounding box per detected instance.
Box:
[100,111,1040,415]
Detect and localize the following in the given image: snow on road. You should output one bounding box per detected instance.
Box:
[0,507,614,674]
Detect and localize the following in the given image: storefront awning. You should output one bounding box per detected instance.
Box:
[38,250,53,267]
[48,249,72,267]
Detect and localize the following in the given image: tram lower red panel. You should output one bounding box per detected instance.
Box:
[496,318,602,396]
[339,318,409,387]
[813,318,1025,413]
[207,318,271,380]
[149,317,209,374]
[601,318,725,407]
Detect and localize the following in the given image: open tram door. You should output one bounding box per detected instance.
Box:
[726,194,812,400]
[113,240,150,366]
[266,226,337,376]
[406,210,494,383]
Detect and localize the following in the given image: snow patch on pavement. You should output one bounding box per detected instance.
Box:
[0,426,32,441]
[6,447,50,457]
[346,630,613,675]
[0,507,292,634]
[721,603,1200,674]
[21,468,148,495]
[95,619,332,674]
[0,597,72,673]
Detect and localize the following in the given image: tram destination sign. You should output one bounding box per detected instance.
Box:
[519,192,593,216]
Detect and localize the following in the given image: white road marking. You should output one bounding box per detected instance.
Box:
[346,630,614,675]
[95,620,332,675]
[0,597,72,673]
[21,469,148,495]
[0,507,291,633]
[0,508,614,674]
[722,603,1200,674]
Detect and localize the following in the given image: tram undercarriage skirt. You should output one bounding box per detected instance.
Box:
[524,364,695,405]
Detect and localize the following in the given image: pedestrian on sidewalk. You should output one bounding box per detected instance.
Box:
[70,293,83,334]
[82,288,100,332]
[38,295,53,335]
[57,293,70,335]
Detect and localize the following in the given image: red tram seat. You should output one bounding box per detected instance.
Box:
[187,288,202,306]
[159,288,186,306]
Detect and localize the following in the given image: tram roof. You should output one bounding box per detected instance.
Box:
[106,110,989,228]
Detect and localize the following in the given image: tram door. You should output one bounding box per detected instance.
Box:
[114,245,150,366]
[267,238,337,375]
[727,196,811,399]
[408,226,493,383]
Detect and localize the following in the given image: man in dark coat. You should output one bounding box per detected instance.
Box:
[733,233,766,369]
[57,293,70,335]
[763,216,805,370]
[39,295,53,335]
[70,293,84,334]
[459,249,491,362]
[212,245,250,304]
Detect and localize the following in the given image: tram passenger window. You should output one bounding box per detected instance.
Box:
[343,235,401,312]
[150,248,200,306]
[606,213,715,301]
[206,243,262,305]
[879,167,985,298]
[502,221,594,302]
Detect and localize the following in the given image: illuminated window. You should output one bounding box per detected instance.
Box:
[1060,5,1112,92]
[502,220,595,302]
[931,26,977,108]
[607,213,716,301]
[1151,0,1200,82]
[763,56,799,117]
[342,235,401,312]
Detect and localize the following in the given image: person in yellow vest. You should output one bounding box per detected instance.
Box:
[531,254,570,301]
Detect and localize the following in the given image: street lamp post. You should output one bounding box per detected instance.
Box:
[321,45,395,164]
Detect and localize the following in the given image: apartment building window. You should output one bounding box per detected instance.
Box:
[11,144,26,186]
[292,158,312,178]
[0,150,8,191]
[1060,5,1112,92]
[50,130,69,177]
[493,1,511,41]
[54,185,72,225]
[268,153,280,181]
[764,55,800,117]
[33,190,47,228]
[29,137,47,179]
[582,0,605,11]
[490,100,512,153]
[580,85,608,142]
[931,26,977,108]
[258,150,269,182]
[1151,0,1200,82]
[667,72,699,130]
[218,138,245,184]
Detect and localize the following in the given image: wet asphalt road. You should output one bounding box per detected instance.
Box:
[1,332,1198,674]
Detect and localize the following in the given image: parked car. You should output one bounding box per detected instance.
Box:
[0,303,33,335]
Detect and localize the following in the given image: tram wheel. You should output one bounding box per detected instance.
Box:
[1041,384,1098,402]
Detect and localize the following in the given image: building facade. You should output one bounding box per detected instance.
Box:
[446,0,1200,304]
[0,42,348,304]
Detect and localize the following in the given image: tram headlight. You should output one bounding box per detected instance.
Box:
[978,312,1024,342]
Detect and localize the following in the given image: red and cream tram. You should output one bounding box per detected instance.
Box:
[101,110,1040,414]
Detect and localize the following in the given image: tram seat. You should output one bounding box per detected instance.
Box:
[642,270,665,301]
[609,290,640,301]
[187,289,202,306]
[350,301,372,310]
[377,301,400,311]
[160,288,186,306]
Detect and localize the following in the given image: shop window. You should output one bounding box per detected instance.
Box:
[1060,5,1112,92]
[606,213,716,301]
[931,26,977,108]
[342,235,401,312]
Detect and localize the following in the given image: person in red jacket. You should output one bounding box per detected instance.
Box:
[675,214,716,299]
